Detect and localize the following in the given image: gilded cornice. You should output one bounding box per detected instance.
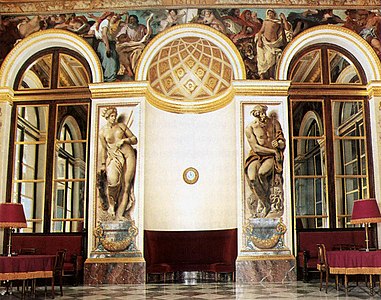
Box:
[11,88,91,102]
[146,84,234,114]
[367,81,381,98]
[89,81,148,99]
[0,87,14,104]
[233,80,291,97]
[289,86,369,97]
[0,0,380,14]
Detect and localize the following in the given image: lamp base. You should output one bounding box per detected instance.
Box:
[359,247,377,251]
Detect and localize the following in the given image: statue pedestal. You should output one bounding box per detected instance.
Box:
[236,255,296,282]
[85,220,145,284]
[84,257,145,284]
[237,217,296,282]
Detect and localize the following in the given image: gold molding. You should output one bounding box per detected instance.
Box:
[85,257,145,264]
[367,81,381,98]
[11,89,91,102]
[289,88,368,97]
[146,85,234,114]
[233,80,291,96]
[89,82,148,99]
[237,255,295,261]
[0,87,14,104]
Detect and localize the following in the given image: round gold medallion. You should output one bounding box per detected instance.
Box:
[183,167,199,184]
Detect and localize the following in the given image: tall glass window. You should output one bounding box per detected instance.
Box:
[289,45,371,229]
[9,48,91,233]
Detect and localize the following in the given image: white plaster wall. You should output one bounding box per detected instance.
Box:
[0,99,12,254]
[368,84,381,248]
[144,101,237,231]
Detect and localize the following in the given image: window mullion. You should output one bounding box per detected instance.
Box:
[43,103,57,232]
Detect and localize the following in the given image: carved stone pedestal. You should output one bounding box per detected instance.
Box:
[236,255,296,283]
[84,257,145,284]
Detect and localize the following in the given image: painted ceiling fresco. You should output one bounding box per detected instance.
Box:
[1,7,380,81]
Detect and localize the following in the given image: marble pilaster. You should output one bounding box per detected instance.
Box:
[84,258,145,284]
[236,255,296,283]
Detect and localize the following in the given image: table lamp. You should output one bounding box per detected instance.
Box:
[0,203,27,256]
[350,198,381,252]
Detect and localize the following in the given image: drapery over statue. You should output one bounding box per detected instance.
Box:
[244,104,285,218]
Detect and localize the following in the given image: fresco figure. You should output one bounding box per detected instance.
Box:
[255,9,292,80]
[200,9,226,33]
[358,10,381,57]
[0,16,22,64]
[222,8,245,38]
[343,9,363,34]
[91,12,120,82]
[158,9,185,32]
[244,104,285,218]
[232,9,261,42]
[116,14,153,79]
[98,106,137,220]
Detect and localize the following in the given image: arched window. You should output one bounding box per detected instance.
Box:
[290,44,373,229]
[8,47,91,233]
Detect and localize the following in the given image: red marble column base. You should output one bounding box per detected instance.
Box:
[84,257,145,284]
[236,255,297,282]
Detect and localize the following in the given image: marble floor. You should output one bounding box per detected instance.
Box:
[0,279,379,300]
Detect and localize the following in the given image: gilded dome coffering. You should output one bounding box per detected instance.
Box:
[148,36,233,102]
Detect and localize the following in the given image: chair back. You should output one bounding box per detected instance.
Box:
[19,247,37,254]
[54,249,67,276]
[317,243,327,267]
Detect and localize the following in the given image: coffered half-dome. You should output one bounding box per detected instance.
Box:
[137,24,245,113]
[149,36,232,101]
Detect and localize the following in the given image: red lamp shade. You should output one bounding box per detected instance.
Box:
[350,198,381,224]
[0,203,27,228]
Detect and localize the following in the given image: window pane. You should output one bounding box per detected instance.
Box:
[13,182,45,233]
[13,143,46,180]
[290,49,322,83]
[58,54,89,87]
[328,49,361,84]
[52,104,88,232]
[12,105,48,232]
[18,54,52,89]
[333,99,368,228]
[332,101,363,134]
[295,178,327,215]
[291,101,324,137]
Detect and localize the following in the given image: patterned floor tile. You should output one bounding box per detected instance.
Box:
[0,280,380,299]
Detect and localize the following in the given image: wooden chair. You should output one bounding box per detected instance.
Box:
[19,247,37,254]
[51,249,67,298]
[317,243,338,293]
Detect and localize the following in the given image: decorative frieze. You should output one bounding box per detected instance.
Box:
[0,0,380,14]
